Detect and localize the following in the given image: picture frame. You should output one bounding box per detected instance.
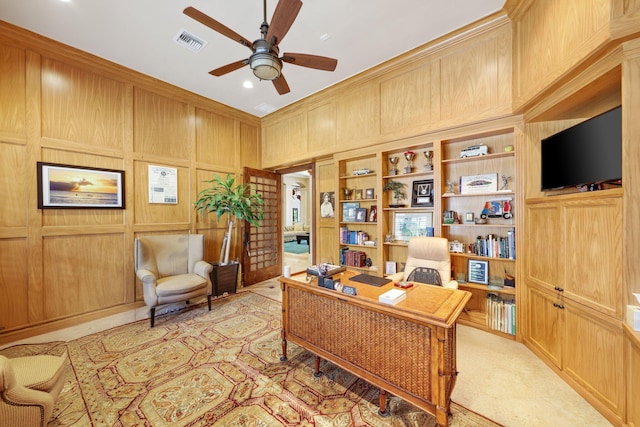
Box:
[464,212,475,224]
[320,191,335,218]
[460,173,498,194]
[411,179,433,207]
[468,259,489,285]
[393,211,433,242]
[354,208,367,222]
[354,189,363,200]
[37,162,125,209]
[368,205,377,222]
[342,202,359,222]
[365,188,375,199]
[385,261,397,275]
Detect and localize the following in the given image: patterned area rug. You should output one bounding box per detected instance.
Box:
[1,292,501,426]
[284,241,309,254]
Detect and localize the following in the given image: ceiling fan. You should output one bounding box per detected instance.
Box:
[183,0,338,95]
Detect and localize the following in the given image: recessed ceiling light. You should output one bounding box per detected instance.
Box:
[59,0,71,3]
[243,80,254,89]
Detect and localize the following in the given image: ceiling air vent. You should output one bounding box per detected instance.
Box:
[174,29,207,53]
[254,103,277,114]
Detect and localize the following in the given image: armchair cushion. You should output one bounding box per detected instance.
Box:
[156,274,208,297]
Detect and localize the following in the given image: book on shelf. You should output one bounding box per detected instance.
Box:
[486,293,516,335]
[379,288,406,305]
[471,229,516,259]
[341,250,367,267]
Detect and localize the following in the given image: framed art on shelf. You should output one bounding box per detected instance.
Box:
[354,189,363,200]
[468,259,489,285]
[37,162,125,209]
[354,208,367,222]
[365,188,375,199]
[411,179,433,207]
[393,211,433,242]
[342,202,360,222]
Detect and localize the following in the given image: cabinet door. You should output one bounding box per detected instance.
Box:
[563,301,624,420]
[526,283,563,368]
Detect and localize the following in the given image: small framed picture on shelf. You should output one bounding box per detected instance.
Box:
[411,179,433,207]
[354,189,363,200]
[463,212,475,224]
[354,208,367,222]
[342,202,359,222]
[368,205,377,222]
[393,211,433,242]
[468,259,489,285]
[385,261,397,275]
[365,188,375,199]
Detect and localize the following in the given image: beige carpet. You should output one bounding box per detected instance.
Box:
[1,291,501,426]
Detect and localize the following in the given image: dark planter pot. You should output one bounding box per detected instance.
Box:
[210,262,239,296]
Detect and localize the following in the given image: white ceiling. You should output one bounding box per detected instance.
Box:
[0,0,505,117]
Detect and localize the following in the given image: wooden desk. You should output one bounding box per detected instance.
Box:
[279,270,471,426]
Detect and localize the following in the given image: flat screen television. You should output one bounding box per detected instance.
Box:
[541,106,622,191]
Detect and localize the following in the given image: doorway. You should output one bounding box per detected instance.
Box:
[281,165,314,275]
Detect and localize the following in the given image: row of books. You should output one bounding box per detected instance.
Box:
[486,293,516,335]
[340,249,367,267]
[339,227,369,245]
[472,228,515,259]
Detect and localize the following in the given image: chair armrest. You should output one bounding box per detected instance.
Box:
[385,272,404,282]
[443,279,458,290]
[135,268,157,286]
[194,260,213,278]
[4,384,55,424]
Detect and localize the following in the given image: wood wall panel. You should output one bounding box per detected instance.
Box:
[0,239,29,330]
[196,108,237,170]
[380,65,433,136]
[512,0,611,109]
[307,102,336,154]
[564,199,622,316]
[0,43,26,140]
[440,29,512,124]
[0,143,28,227]
[133,88,191,160]
[43,234,125,319]
[262,112,307,168]
[611,0,640,39]
[41,59,127,150]
[133,161,191,225]
[525,203,561,287]
[315,159,337,262]
[336,83,380,146]
[240,123,260,169]
[626,326,640,427]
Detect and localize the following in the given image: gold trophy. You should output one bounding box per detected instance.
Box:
[388,156,399,176]
[403,150,415,174]
[423,150,433,171]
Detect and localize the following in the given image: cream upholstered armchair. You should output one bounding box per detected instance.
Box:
[387,236,458,289]
[0,352,68,427]
[134,234,213,327]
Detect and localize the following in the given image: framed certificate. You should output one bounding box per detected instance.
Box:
[468,259,489,285]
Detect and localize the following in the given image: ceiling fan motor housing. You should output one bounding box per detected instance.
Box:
[250,39,282,80]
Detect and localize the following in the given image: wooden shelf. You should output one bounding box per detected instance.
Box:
[441,151,514,165]
[442,223,514,228]
[458,282,516,295]
[382,170,434,179]
[340,243,378,249]
[384,207,434,212]
[450,252,516,262]
[442,191,514,198]
[339,172,376,179]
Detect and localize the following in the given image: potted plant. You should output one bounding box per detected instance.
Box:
[383,180,407,208]
[194,174,264,294]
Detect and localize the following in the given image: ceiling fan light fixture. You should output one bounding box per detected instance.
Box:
[250,53,282,80]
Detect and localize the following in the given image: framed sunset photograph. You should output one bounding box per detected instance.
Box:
[37,162,125,209]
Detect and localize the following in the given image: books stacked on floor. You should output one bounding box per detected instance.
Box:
[378,288,407,305]
[340,249,367,267]
[339,227,369,245]
[472,228,516,259]
[486,293,516,335]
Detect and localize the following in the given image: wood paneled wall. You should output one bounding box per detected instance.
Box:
[0,21,260,343]
[261,13,513,169]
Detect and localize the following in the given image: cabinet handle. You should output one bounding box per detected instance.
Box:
[553,303,565,309]
[554,286,564,292]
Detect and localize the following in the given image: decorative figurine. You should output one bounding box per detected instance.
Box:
[403,151,415,174]
[342,187,353,200]
[388,156,399,176]
[500,175,512,191]
[423,150,433,171]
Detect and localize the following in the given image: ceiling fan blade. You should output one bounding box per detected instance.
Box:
[273,74,291,95]
[209,60,248,76]
[281,53,338,71]
[184,7,252,49]
[265,0,302,46]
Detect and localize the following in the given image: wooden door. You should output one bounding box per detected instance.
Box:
[242,167,281,285]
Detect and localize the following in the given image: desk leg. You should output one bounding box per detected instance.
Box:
[378,389,390,417]
[280,329,288,361]
[313,355,323,377]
